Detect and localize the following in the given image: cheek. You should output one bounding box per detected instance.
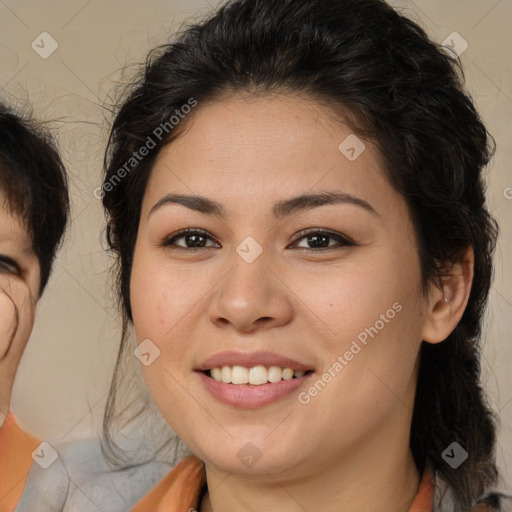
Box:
[130,254,188,414]
[130,250,208,372]
[131,265,174,342]
[300,247,424,408]
[130,246,165,345]
[302,249,421,345]
[131,267,201,338]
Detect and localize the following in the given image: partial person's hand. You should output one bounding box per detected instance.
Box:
[0,275,36,429]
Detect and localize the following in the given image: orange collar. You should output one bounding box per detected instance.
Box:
[131,454,434,512]
[0,412,42,511]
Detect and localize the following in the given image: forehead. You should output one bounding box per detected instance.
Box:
[143,93,397,219]
[0,191,32,251]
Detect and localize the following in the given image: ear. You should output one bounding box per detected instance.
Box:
[421,246,474,344]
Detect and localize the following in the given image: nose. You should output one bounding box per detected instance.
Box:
[207,248,294,335]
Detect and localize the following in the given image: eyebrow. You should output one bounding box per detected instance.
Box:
[0,233,35,255]
[148,190,379,220]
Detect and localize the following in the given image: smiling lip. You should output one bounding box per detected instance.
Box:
[194,350,315,408]
[196,371,314,408]
[195,350,314,372]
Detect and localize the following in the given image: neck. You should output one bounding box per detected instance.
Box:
[199,423,421,512]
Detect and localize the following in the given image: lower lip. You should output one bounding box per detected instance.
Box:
[196,371,314,408]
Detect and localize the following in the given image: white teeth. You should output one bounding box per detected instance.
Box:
[231,365,249,384]
[249,365,268,385]
[221,366,232,384]
[282,368,294,380]
[268,366,283,383]
[208,365,309,384]
[211,367,222,381]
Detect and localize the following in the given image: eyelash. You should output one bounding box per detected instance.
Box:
[161,228,355,252]
[0,255,21,275]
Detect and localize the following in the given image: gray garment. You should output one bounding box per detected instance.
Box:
[14,437,174,512]
[15,439,511,512]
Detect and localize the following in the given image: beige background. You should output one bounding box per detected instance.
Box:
[1,0,510,491]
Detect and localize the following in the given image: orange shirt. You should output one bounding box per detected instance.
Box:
[130,454,435,512]
[0,412,41,511]
[1,411,434,512]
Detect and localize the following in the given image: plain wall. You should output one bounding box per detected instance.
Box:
[1,0,510,491]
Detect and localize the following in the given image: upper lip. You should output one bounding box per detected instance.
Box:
[195,351,315,372]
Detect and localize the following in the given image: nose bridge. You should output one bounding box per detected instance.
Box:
[224,238,272,307]
[209,237,292,331]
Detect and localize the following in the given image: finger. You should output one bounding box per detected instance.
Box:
[0,275,35,320]
[0,290,17,360]
[0,278,34,360]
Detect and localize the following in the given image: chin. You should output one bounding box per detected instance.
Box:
[192,434,310,477]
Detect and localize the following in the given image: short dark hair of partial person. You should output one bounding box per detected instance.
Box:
[0,103,69,296]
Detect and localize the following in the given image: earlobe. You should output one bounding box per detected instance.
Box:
[421,246,474,344]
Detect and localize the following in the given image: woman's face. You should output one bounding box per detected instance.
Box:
[130,94,431,478]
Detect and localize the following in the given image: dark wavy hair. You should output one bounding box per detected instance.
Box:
[0,103,69,296]
[101,0,507,509]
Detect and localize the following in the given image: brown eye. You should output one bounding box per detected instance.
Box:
[160,228,356,252]
[161,228,220,251]
[290,229,355,251]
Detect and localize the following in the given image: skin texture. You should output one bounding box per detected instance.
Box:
[129,93,474,512]
[0,195,40,428]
